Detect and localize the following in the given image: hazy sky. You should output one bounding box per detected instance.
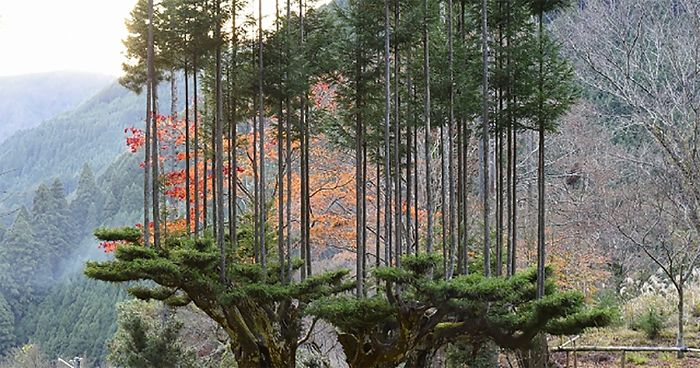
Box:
[0,0,137,76]
[0,0,326,77]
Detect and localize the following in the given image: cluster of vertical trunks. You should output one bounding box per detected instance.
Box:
[129,0,562,366]
[353,0,549,296]
[139,0,313,287]
[136,0,547,309]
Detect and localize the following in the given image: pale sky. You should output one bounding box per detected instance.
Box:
[0,0,330,77]
[0,0,138,76]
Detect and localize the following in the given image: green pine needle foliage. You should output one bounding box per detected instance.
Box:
[85,231,353,366]
[307,254,612,367]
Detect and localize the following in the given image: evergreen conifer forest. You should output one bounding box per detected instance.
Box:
[2,0,700,367]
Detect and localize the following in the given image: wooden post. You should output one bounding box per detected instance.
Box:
[621,350,626,368]
[57,358,74,368]
[573,339,577,368]
[565,351,570,368]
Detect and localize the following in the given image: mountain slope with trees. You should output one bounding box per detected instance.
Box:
[0,72,113,142]
[0,80,179,221]
[0,153,144,362]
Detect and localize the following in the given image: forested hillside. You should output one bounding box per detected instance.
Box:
[0,74,164,364]
[0,156,143,364]
[2,0,700,367]
[0,72,113,141]
[0,80,180,222]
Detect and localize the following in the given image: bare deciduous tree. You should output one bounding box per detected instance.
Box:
[556,0,700,236]
[557,1,700,353]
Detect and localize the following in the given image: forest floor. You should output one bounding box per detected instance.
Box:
[545,326,700,367]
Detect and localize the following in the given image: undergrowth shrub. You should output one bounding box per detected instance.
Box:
[635,307,666,339]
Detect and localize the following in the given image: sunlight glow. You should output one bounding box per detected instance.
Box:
[0,0,138,77]
[0,0,332,77]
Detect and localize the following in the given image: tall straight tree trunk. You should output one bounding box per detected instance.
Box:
[144,69,152,248]
[447,0,457,279]
[185,63,191,236]
[393,0,402,268]
[212,135,217,238]
[299,99,305,279]
[251,17,259,265]
[226,68,233,245]
[376,151,382,267]
[355,48,365,297]
[480,0,490,276]
[275,0,286,283]
[362,142,368,292]
[494,97,501,276]
[506,0,515,276]
[253,107,260,263]
[285,108,292,280]
[299,0,312,279]
[440,123,447,277]
[166,70,178,237]
[303,103,311,277]
[511,110,517,274]
[383,0,393,267]
[228,82,237,252]
[406,80,413,256]
[455,0,464,275]
[148,0,161,249]
[495,73,501,276]
[409,49,419,254]
[171,72,178,119]
[461,117,470,274]
[459,0,469,275]
[193,58,200,238]
[151,81,161,248]
[413,85,419,254]
[303,1,312,278]
[496,0,506,277]
[536,12,545,299]
[506,110,513,277]
[211,115,217,239]
[299,120,306,280]
[423,0,434,255]
[203,100,209,233]
[229,0,239,259]
[285,0,292,281]
[258,0,267,274]
[215,0,226,283]
[456,123,464,276]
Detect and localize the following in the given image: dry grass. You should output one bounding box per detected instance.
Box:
[546,324,700,367]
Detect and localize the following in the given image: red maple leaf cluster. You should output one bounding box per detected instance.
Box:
[125,127,145,153]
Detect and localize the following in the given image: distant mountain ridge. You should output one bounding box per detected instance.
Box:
[0,72,115,142]
[0,81,143,209]
[0,75,182,223]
